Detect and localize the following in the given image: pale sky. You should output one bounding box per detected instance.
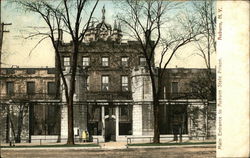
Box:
[1,0,216,68]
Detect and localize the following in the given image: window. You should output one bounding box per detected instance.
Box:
[121,76,129,91]
[6,82,14,95]
[27,82,35,95]
[6,69,14,74]
[26,69,36,74]
[121,57,128,67]
[82,57,90,67]
[102,57,109,67]
[47,69,56,74]
[101,76,109,91]
[86,76,90,91]
[171,82,179,93]
[139,57,147,66]
[63,57,70,67]
[48,82,56,95]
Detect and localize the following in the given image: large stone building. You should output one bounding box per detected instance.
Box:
[0,7,216,143]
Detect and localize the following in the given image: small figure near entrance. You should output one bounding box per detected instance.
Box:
[81,130,89,142]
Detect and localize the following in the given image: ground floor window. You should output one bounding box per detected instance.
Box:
[87,104,102,135]
[119,105,132,135]
[159,103,188,134]
[30,104,60,135]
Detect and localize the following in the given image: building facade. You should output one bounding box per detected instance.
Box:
[0,7,216,143]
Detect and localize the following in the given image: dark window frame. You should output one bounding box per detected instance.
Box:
[171,82,179,94]
[47,82,56,95]
[6,81,14,95]
[27,81,35,95]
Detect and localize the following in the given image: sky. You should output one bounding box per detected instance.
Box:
[1,0,216,68]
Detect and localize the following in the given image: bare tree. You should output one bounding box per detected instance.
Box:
[116,0,200,143]
[187,1,216,139]
[193,0,216,70]
[12,0,99,144]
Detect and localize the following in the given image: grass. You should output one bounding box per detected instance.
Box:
[128,141,216,146]
[1,143,99,148]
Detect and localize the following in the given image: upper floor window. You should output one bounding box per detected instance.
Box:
[48,82,56,95]
[63,57,70,67]
[102,57,109,67]
[6,69,14,74]
[121,76,129,91]
[86,76,90,91]
[101,76,109,91]
[6,82,14,95]
[171,82,179,93]
[82,57,90,67]
[27,81,35,95]
[139,57,147,66]
[26,69,36,74]
[121,57,128,67]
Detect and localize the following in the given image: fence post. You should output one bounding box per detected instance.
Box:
[40,139,42,145]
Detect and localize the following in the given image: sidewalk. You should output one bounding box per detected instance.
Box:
[0,140,215,150]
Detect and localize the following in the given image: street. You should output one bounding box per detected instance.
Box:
[1,146,215,158]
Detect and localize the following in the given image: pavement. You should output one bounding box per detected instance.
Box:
[0,141,216,157]
[0,147,216,158]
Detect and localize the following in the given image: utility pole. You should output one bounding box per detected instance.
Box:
[0,1,12,71]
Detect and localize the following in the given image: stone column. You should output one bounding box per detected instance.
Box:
[60,104,68,142]
[116,106,119,137]
[132,104,142,136]
[101,106,105,137]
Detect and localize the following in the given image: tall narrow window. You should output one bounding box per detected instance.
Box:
[82,57,90,67]
[6,82,14,95]
[121,57,128,67]
[121,76,129,91]
[86,76,90,91]
[171,82,179,93]
[101,76,109,91]
[48,82,56,95]
[63,57,70,67]
[102,57,109,67]
[139,57,146,66]
[27,82,35,95]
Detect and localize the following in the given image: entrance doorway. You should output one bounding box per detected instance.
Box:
[104,106,116,142]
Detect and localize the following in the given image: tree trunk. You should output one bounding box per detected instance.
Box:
[67,42,79,145]
[153,97,160,143]
[67,99,74,144]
